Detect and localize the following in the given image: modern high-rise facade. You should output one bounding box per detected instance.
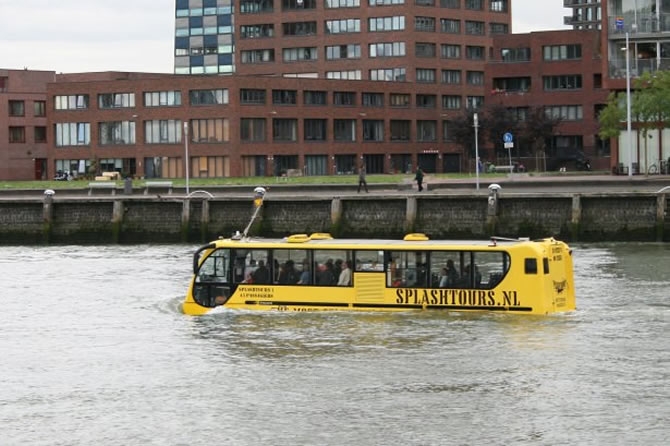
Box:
[173,0,512,82]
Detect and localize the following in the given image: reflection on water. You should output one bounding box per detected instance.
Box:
[0,243,668,446]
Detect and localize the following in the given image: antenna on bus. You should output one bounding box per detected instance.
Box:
[241,186,267,238]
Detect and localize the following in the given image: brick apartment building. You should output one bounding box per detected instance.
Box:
[485,29,611,171]
[0,69,54,180]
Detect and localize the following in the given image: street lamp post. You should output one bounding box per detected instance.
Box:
[625,31,633,178]
[183,121,190,195]
[473,112,480,190]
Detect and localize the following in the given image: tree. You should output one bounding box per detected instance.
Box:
[521,107,562,171]
[598,92,626,141]
[483,103,520,162]
[449,110,477,159]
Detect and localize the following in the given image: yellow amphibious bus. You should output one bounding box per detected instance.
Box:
[183,190,575,316]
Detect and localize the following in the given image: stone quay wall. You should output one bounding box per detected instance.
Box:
[0,192,667,245]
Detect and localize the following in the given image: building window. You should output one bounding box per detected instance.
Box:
[240,23,275,38]
[466,46,484,60]
[334,119,356,141]
[362,92,384,107]
[545,105,583,121]
[240,89,266,104]
[241,118,266,142]
[493,77,531,92]
[441,44,461,58]
[190,118,230,142]
[98,93,135,109]
[369,16,405,31]
[465,0,482,9]
[416,68,436,83]
[363,120,384,141]
[369,42,406,57]
[390,120,410,141]
[273,118,298,141]
[441,0,459,7]
[304,90,327,105]
[390,93,410,107]
[34,126,47,143]
[326,44,361,60]
[442,95,461,110]
[440,18,460,33]
[416,42,436,57]
[334,91,356,106]
[369,0,405,4]
[241,49,275,63]
[55,95,89,110]
[441,69,461,84]
[240,0,274,13]
[144,91,181,107]
[283,0,317,10]
[501,47,530,62]
[465,20,484,35]
[272,89,297,105]
[283,21,317,35]
[416,0,435,5]
[417,120,437,141]
[99,121,136,145]
[8,100,25,117]
[326,0,361,7]
[326,70,362,80]
[370,68,406,81]
[190,89,229,105]
[304,119,327,141]
[466,71,484,85]
[31,100,45,117]
[145,120,182,144]
[9,126,25,143]
[543,44,582,61]
[466,96,484,109]
[55,122,91,146]
[489,22,509,34]
[415,16,435,32]
[417,94,437,108]
[283,47,318,61]
[489,0,507,12]
[543,75,582,90]
[325,18,361,33]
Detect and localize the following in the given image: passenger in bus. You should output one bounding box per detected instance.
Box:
[244,259,257,283]
[251,260,271,284]
[442,259,459,287]
[278,260,299,284]
[334,259,343,282]
[462,263,482,288]
[337,260,352,286]
[317,259,336,285]
[298,260,311,285]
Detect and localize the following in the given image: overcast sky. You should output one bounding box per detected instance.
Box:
[0,0,569,74]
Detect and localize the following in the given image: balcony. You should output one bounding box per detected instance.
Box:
[608,13,670,35]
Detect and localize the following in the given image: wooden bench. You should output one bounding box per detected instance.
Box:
[88,182,117,196]
[144,181,173,195]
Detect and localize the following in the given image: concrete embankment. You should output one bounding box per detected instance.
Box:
[1,176,669,244]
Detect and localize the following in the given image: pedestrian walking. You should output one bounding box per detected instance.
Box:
[414,167,424,192]
[357,164,368,193]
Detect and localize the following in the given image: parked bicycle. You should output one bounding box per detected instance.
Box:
[647,158,669,175]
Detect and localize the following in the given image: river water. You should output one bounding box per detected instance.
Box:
[0,243,668,446]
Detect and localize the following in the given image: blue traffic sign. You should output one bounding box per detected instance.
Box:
[503,132,513,143]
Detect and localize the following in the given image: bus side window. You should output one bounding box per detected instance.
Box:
[525,258,538,274]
